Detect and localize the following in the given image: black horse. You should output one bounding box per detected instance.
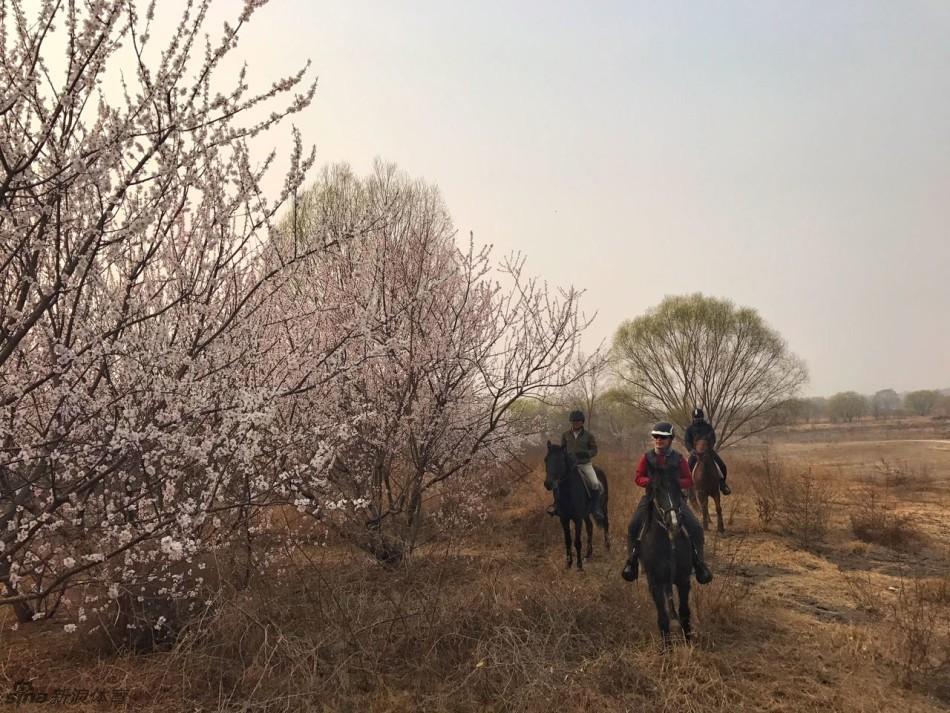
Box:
[543,442,610,570]
[639,469,693,645]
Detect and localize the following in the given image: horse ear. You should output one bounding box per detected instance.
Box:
[546,440,552,449]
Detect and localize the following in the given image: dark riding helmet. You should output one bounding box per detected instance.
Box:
[692,407,705,421]
[569,409,585,423]
[650,422,675,438]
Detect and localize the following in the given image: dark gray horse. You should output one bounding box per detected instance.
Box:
[639,468,693,645]
[692,439,725,533]
[543,442,610,570]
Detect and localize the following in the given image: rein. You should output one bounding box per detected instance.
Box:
[651,486,687,585]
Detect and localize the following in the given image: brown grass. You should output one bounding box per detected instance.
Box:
[2,430,950,712]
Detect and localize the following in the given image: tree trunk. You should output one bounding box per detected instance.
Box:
[1,559,35,623]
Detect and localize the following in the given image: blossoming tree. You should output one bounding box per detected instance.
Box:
[0,1,596,632]
[0,0,318,623]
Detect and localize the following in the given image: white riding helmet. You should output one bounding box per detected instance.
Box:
[650,422,675,438]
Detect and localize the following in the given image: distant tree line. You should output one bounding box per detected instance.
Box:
[779,388,950,423]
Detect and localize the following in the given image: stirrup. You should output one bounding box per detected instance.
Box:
[720,481,731,495]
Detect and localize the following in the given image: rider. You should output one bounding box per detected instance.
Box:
[547,409,605,523]
[620,422,713,584]
[684,407,731,495]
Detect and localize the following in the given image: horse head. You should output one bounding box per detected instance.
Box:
[543,441,574,491]
[651,468,686,536]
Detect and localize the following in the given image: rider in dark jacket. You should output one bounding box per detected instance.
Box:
[620,422,712,584]
[546,410,605,522]
[684,408,730,495]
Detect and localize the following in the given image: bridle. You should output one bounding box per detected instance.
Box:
[650,478,687,584]
[651,486,682,539]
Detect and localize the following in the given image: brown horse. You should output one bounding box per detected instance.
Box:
[691,438,724,533]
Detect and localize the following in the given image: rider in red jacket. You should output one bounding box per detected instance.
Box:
[634,448,694,490]
[621,422,712,584]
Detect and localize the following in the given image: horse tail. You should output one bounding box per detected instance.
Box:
[595,466,609,529]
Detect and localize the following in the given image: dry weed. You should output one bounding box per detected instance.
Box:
[888,575,950,690]
[747,451,833,548]
[849,487,921,550]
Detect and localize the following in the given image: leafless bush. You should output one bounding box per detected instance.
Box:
[844,572,886,617]
[888,576,950,689]
[694,531,754,630]
[850,487,921,550]
[872,459,934,492]
[845,571,950,692]
[749,454,783,525]
[781,471,833,548]
[748,452,833,547]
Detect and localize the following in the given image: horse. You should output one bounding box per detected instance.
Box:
[692,438,724,533]
[543,442,610,570]
[638,467,693,645]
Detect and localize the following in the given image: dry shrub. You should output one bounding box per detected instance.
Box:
[845,572,950,694]
[694,532,754,632]
[748,453,783,526]
[849,488,921,550]
[844,572,886,617]
[132,545,628,712]
[887,576,950,690]
[748,452,833,548]
[872,458,934,492]
[110,532,764,713]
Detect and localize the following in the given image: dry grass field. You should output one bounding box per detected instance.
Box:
[2,418,949,712]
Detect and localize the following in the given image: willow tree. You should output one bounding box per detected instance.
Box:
[611,294,808,447]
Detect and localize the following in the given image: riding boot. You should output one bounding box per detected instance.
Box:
[691,543,713,584]
[621,542,640,582]
[589,489,605,525]
[719,477,731,495]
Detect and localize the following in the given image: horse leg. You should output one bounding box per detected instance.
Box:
[678,580,692,643]
[650,582,672,648]
[714,493,725,533]
[602,507,611,550]
[561,518,573,568]
[700,493,710,531]
[574,519,584,570]
[688,487,700,511]
[584,515,593,560]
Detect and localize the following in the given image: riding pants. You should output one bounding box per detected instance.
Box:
[576,462,601,493]
[626,494,704,557]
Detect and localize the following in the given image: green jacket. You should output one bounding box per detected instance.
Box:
[560,428,598,465]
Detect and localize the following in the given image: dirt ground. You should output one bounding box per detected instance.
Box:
[2,418,949,712]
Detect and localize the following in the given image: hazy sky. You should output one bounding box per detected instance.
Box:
[176,1,949,395]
